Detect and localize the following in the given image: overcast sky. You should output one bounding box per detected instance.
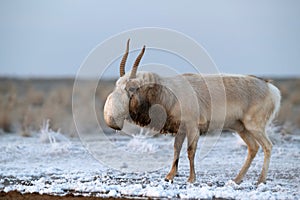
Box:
[1,0,300,78]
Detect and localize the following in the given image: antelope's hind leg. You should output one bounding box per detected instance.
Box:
[249,129,273,184]
[234,129,259,184]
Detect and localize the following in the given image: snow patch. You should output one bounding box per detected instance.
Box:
[1,128,299,199]
[125,136,158,153]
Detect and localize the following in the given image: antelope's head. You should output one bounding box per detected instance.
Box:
[104,39,156,130]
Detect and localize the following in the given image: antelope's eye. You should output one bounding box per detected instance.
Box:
[128,86,136,93]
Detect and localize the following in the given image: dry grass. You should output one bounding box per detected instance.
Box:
[0,83,16,132]
[273,78,300,129]
[0,77,299,137]
[20,107,32,137]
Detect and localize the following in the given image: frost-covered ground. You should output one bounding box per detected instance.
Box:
[0,126,300,199]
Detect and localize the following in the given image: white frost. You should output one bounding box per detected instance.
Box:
[0,127,299,199]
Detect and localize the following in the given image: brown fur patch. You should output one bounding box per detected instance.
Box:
[128,84,181,134]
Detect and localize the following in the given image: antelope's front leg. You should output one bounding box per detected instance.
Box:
[187,129,200,183]
[165,131,186,182]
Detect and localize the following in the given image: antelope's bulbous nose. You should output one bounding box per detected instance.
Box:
[104,115,123,130]
[103,90,128,131]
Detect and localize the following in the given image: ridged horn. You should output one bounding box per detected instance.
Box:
[119,39,130,77]
[129,45,146,79]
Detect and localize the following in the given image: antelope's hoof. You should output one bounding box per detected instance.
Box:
[256,175,267,185]
[164,178,173,183]
[233,178,243,185]
[187,177,195,183]
[256,180,266,186]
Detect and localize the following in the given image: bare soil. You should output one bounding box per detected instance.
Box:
[0,191,126,200]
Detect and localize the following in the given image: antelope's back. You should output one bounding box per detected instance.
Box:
[178,73,273,123]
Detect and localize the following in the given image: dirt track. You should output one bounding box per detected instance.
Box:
[0,191,123,200]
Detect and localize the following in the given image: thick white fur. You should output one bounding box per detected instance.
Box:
[267,83,281,127]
